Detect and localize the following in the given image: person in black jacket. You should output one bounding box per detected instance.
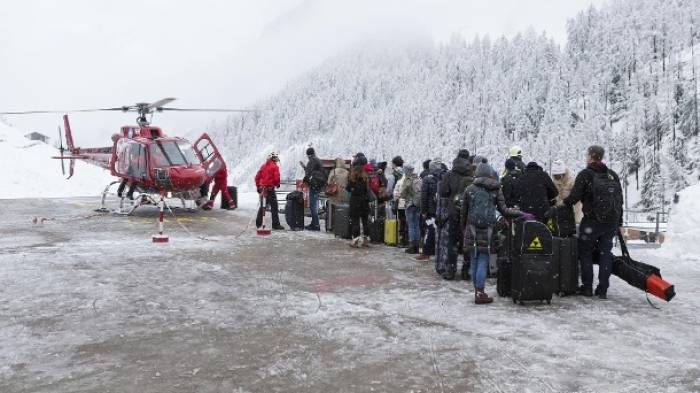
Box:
[415,159,444,261]
[438,149,474,279]
[500,158,521,208]
[513,161,558,222]
[346,163,371,248]
[564,145,623,299]
[300,147,326,231]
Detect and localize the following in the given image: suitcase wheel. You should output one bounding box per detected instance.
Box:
[512,298,517,304]
[546,299,551,305]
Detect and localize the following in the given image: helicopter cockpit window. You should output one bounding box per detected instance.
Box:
[149,140,194,167]
[177,140,200,164]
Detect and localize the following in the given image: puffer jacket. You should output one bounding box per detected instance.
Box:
[328,158,349,204]
[347,176,370,217]
[254,159,280,188]
[513,162,558,222]
[552,168,582,224]
[304,154,326,190]
[420,162,444,218]
[439,156,475,219]
[461,170,523,254]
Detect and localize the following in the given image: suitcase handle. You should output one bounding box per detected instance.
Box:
[617,228,631,260]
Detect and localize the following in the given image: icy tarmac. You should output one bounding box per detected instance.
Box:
[0,196,698,393]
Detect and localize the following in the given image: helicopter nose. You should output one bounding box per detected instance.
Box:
[169,166,206,190]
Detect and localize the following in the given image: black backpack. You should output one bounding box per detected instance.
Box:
[467,186,498,229]
[591,170,623,224]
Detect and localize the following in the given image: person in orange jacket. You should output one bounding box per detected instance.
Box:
[255,153,284,230]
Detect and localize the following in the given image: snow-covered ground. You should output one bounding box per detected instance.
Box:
[0,121,113,199]
[0,194,698,392]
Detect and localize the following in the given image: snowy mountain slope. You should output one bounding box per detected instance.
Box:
[0,120,113,199]
[213,0,700,206]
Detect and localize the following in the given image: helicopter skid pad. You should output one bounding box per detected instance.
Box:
[152,234,169,243]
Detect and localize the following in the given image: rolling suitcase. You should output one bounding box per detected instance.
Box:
[384,218,398,246]
[368,202,385,243]
[333,204,352,239]
[285,191,305,231]
[510,220,554,304]
[545,205,576,237]
[552,236,579,296]
[325,200,335,232]
[495,220,512,297]
[220,186,238,209]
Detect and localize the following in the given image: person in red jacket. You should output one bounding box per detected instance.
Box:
[255,153,284,230]
[205,160,234,210]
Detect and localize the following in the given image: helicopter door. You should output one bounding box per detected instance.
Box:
[114,139,147,180]
[193,133,225,179]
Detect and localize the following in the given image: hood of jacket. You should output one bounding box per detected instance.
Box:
[587,161,609,173]
[451,157,472,177]
[525,162,543,172]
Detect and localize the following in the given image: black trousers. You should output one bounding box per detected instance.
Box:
[351,213,369,238]
[256,190,281,228]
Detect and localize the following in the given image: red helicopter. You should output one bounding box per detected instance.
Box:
[1,98,251,215]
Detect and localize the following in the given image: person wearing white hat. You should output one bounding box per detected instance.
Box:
[550,160,582,224]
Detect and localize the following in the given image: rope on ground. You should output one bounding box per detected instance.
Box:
[165,203,216,242]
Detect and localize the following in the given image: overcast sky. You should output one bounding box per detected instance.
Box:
[0,0,604,145]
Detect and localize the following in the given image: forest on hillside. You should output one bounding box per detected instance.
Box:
[213,0,700,210]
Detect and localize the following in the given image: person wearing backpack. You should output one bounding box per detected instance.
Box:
[500,158,522,208]
[462,163,526,304]
[415,159,444,261]
[399,165,422,254]
[438,149,474,280]
[300,147,327,231]
[563,145,623,299]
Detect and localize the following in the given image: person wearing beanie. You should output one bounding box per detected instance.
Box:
[500,158,522,208]
[415,159,446,261]
[399,164,422,254]
[300,146,326,231]
[550,160,582,223]
[512,161,559,222]
[457,149,470,160]
[563,145,623,299]
[462,162,526,304]
[436,150,475,280]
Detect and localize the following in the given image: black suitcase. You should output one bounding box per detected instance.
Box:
[545,205,576,237]
[285,191,305,231]
[333,204,352,239]
[552,236,579,296]
[368,202,385,243]
[496,230,511,297]
[325,200,335,232]
[510,220,554,304]
[219,186,238,209]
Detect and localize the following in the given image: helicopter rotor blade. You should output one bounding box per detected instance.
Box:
[158,107,259,113]
[0,108,124,115]
[58,126,66,176]
[147,97,177,110]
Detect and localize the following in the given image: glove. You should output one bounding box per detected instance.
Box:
[257,186,263,194]
[521,212,535,221]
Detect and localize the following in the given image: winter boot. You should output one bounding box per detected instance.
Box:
[578,285,593,297]
[594,286,607,300]
[414,253,430,261]
[272,224,285,230]
[362,236,370,248]
[405,241,419,254]
[440,271,455,281]
[475,289,493,304]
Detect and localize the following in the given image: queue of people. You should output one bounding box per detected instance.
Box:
[243,144,622,304]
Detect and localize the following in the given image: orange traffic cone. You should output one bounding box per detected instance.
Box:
[646,274,675,302]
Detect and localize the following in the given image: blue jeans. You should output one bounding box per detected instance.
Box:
[470,251,489,289]
[309,188,320,227]
[578,217,617,292]
[406,206,421,242]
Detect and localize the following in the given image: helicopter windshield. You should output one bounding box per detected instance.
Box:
[149,140,196,168]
